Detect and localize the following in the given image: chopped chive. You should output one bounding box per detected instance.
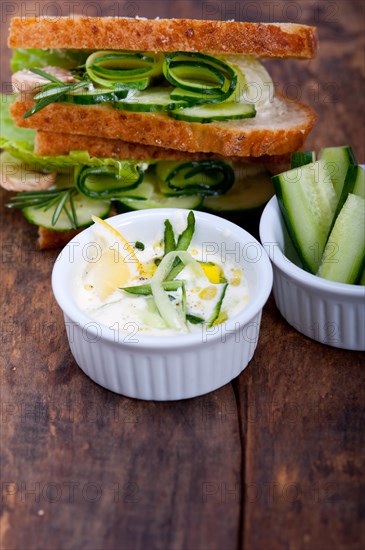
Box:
[176,211,195,250]
[163,219,176,255]
[186,314,205,325]
[121,280,183,296]
[135,241,145,251]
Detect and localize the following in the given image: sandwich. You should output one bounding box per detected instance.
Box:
[1,16,318,248]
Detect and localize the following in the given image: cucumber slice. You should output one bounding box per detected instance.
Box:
[169,102,256,123]
[63,86,128,105]
[317,193,365,284]
[115,87,188,112]
[291,151,316,169]
[170,87,217,105]
[116,190,203,211]
[272,160,338,274]
[319,146,357,198]
[23,194,111,231]
[204,167,273,213]
[113,179,155,201]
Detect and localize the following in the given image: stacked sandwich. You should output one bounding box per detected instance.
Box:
[1,16,317,248]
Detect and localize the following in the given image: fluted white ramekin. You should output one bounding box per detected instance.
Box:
[260,197,365,351]
[52,209,273,400]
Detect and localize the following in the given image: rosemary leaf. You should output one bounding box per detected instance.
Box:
[29,67,65,84]
[51,190,71,226]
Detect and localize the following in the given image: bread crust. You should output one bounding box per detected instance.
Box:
[11,97,317,157]
[8,17,317,59]
[34,130,290,165]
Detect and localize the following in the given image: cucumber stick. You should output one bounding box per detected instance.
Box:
[352,165,365,198]
[23,194,111,231]
[319,146,357,198]
[291,151,316,169]
[272,160,338,273]
[333,165,365,221]
[317,193,365,284]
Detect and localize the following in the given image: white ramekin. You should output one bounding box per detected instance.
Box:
[52,208,273,400]
[259,197,365,351]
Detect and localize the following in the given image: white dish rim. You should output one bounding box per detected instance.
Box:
[53,208,273,349]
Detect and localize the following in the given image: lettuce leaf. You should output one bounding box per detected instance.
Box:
[11,48,90,73]
[1,94,35,147]
[0,94,146,179]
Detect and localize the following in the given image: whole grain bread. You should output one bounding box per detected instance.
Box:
[11,96,316,157]
[8,17,317,59]
[34,130,290,167]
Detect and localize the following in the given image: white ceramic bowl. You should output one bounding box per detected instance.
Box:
[52,209,273,400]
[260,197,365,351]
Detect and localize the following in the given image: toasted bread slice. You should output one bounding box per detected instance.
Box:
[8,17,317,59]
[11,96,316,157]
[34,130,290,167]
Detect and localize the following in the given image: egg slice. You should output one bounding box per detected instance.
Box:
[83,216,144,300]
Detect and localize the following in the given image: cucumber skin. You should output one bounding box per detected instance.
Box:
[317,193,365,284]
[272,161,337,274]
[319,146,357,198]
[291,151,316,169]
[333,165,363,222]
[272,175,314,274]
[353,165,365,198]
[169,110,255,123]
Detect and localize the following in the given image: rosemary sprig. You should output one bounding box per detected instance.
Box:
[28,67,65,84]
[7,188,79,229]
[23,68,86,119]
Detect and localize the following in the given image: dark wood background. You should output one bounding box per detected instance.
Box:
[1,2,364,549]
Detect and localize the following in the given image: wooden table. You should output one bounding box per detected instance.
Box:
[1,2,364,549]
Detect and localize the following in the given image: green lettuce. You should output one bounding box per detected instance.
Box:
[11,48,90,73]
[0,94,146,179]
[1,94,35,147]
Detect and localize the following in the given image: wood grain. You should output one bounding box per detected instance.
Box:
[1,1,364,550]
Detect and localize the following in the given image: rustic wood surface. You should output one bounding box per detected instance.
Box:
[1,2,364,550]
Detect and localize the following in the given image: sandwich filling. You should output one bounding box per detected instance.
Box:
[11,48,274,122]
[1,93,274,232]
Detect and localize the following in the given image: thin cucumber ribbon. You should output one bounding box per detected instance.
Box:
[163,52,237,104]
[156,160,235,196]
[85,50,237,103]
[75,160,235,200]
[85,51,165,90]
[75,163,144,199]
[22,52,243,118]
[150,250,205,330]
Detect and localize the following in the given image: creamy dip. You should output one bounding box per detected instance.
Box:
[74,214,250,336]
